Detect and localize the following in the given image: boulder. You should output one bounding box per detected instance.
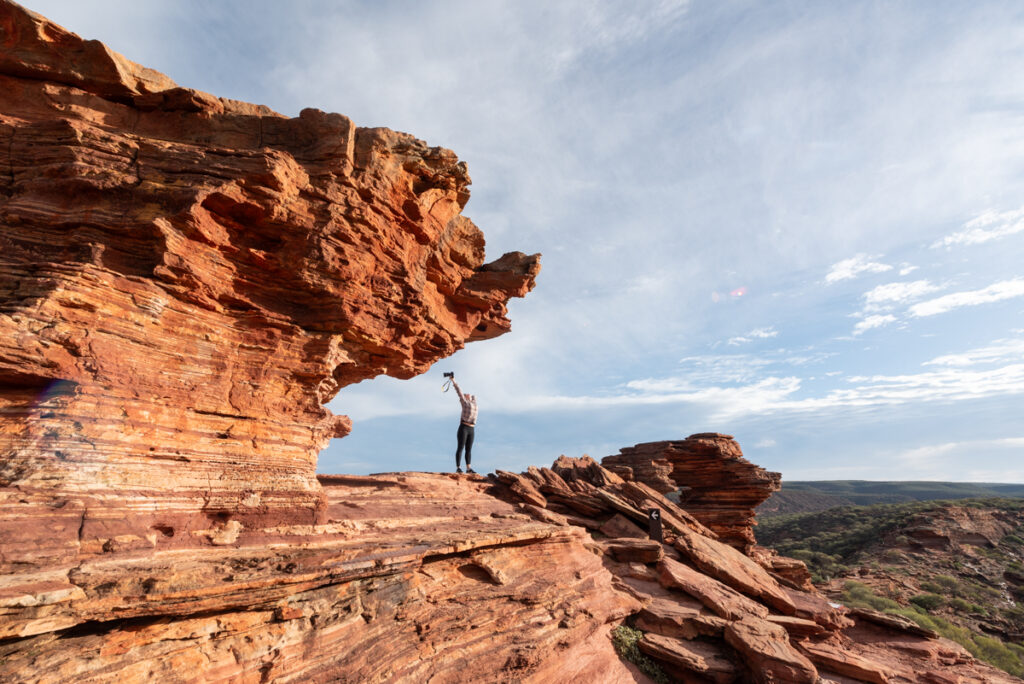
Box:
[723,618,817,684]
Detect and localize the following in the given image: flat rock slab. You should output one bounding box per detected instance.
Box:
[635,596,727,639]
[658,557,769,621]
[799,640,894,684]
[724,617,818,684]
[767,614,825,637]
[674,526,796,615]
[599,513,648,539]
[638,633,738,684]
[784,588,853,631]
[604,539,665,564]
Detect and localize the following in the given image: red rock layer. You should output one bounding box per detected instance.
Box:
[0,473,643,682]
[496,455,1019,684]
[0,0,539,570]
[603,434,781,551]
[1,5,1014,683]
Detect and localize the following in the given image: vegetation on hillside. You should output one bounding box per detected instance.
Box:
[759,481,1024,517]
[756,497,1024,678]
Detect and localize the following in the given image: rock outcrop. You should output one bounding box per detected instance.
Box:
[2,472,646,682]
[0,0,539,570]
[494,456,1019,684]
[603,434,781,551]
[1,5,1018,683]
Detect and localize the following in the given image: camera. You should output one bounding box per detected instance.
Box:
[443,372,454,378]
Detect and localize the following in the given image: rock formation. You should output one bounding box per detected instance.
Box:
[3,472,647,682]
[0,0,539,570]
[0,4,1017,683]
[494,457,1019,683]
[603,434,782,551]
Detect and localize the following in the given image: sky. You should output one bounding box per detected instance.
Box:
[30,0,1024,481]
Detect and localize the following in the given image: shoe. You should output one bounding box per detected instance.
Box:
[466,468,476,474]
[456,468,463,474]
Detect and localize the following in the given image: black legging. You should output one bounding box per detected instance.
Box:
[456,423,475,468]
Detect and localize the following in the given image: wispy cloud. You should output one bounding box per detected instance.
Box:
[826,254,893,284]
[862,280,941,311]
[510,335,1024,421]
[891,438,1024,481]
[728,326,779,346]
[924,336,1024,367]
[850,279,942,334]
[933,206,1024,248]
[909,278,1024,317]
[853,314,897,335]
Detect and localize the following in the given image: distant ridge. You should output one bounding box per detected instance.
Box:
[758,480,1024,516]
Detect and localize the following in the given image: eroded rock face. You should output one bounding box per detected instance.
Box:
[899,506,1016,551]
[0,0,539,569]
[497,453,1019,684]
[603,433,781,550]
[1,473,642,682]
[2,6,1019,684]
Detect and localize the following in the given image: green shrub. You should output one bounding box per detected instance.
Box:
[885,609,1024,677]
[920,581,944,594]
[888,607,939,631]
[909,593,944,612]
[947,597,986,614]
[881,549,903,562]
[972,635,1024,677]
[611,625,671,684]
[842,581,900,612]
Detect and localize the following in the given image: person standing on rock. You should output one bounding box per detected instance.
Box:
[450,377,477,474]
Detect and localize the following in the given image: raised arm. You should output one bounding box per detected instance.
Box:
[451,379,466,401]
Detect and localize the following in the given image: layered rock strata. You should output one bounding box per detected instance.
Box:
[1,473,644,682]
[0,0,539,569]
[1,5,1016,683]
[603,434,781,550]
[495,456,1020,684]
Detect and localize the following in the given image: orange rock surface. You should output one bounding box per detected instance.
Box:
[496,454,1019,684]
[0,0,539,569]
[603,434,782,551]
[1,4,1020,684]
[2,473,642,682]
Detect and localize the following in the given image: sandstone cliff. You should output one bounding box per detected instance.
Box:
[0,0,539,569]
[0,4,1018,683]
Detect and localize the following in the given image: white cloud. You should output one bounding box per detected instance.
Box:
[484,359,1024,421]
[909,278,1024,317]
[924,336,1024,367]
[899,263,919,276]
[891,438,1024,481]
[799,364,1024,409]
[727,326,779,345]
[862,280,941,311]
[853,314,897,335]
[933,206,1024,248]
[825,254,893,284]
[754,438,777,448]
